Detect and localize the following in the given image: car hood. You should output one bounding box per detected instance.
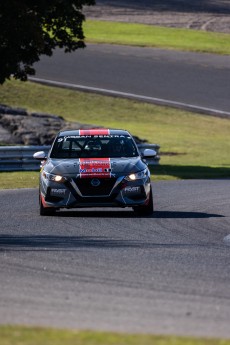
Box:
[45,157,147,177]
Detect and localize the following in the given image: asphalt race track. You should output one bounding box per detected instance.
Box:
[0,180,230,338]
[34,44,230,115]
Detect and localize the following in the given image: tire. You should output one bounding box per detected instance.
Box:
[39,195,56,216]
[133,187,154,216]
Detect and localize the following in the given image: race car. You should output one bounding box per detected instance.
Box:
[33,128,156,216]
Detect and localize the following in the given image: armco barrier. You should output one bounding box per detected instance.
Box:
[0,144,160,171]
[0,146,51,171]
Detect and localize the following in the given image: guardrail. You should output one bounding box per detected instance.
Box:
[0,144,160,171]
[0,146,51,171]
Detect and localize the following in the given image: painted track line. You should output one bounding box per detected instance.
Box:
[223,234,230,245]
[29,77,230,118]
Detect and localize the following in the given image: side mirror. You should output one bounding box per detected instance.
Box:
[142,148,156,158]
[33,151,47,160]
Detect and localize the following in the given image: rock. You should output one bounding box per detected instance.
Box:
[0,104,27,115]
[0,104,147,145]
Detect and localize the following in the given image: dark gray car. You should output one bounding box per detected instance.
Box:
[34,129,156,215]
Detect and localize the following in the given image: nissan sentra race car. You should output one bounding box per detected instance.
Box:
[33,129,156,216]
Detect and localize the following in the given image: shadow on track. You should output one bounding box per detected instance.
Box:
[49,209,224,219]
[0,234,220,251]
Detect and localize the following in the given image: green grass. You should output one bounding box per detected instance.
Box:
[84,20,230,55]
[150,165,230,180]
[0,171,39,189]
[1,325,230,345]
[0,79,230,187]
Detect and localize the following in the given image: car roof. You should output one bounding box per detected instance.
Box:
[58,129,131,136]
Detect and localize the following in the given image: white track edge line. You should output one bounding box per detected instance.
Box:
[29,77,230,118]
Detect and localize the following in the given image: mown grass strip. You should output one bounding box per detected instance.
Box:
[84,20,230,55]
[1,325,230,345]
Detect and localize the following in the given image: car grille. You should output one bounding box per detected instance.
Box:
[73,177,117,196]
[74,195,118,204]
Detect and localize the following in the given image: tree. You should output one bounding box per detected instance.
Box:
[0,0,95,84]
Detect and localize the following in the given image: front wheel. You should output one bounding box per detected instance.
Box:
[133,187,154,216]
[39,195,56,216]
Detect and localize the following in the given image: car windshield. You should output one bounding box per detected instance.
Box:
[50,134,139,159]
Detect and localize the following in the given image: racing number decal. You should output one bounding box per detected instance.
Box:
[79,158,111,178]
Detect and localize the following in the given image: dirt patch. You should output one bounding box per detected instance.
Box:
[84,0,230,33]
[160,152,186,156]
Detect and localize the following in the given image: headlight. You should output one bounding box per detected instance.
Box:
[125,169,148,181]
[42,172,66,183]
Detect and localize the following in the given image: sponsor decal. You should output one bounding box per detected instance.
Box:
[124,186,141,193]
[63,133,126,140]
[79,158,111,178]
[50,188,66,196]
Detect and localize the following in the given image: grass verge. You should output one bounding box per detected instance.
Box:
[0,80,230,187]
[0,171,39,189]
[84,20,230,55]
[150,165,230,180]
[1,325,230,345]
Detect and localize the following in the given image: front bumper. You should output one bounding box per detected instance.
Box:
[40,175,151,209]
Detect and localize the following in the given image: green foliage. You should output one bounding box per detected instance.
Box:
[0,0,95,84]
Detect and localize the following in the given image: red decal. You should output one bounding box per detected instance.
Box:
[79,129,110,136]
[41,194,53,208]
[41,194,48,208]
[79,158,111,178]
[144,190,151,205]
